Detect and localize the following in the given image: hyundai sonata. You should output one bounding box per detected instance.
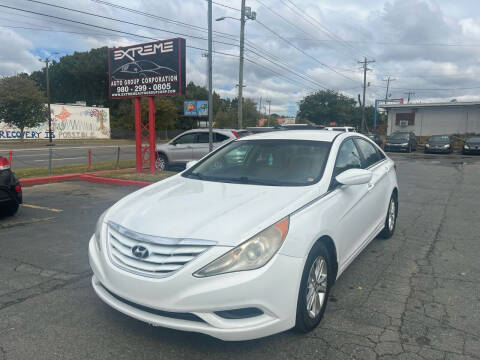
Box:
[89,130,398,341]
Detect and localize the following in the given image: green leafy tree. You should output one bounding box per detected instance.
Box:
[0,74,49,138]
[297,90,356,126]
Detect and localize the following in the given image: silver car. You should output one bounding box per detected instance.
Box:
[155,129,241,171]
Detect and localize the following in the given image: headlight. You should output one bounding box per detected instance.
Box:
[194,217,290,277]
[95,209,109,251]
[401,142,409,146]
[444,144,450,148]
[465,145,470,149]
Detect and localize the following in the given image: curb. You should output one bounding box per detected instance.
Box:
[20,173,153,188]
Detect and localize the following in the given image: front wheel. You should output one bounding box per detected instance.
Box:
[155,153,168,172]
[295,242,332,333]
[1,202,19,217]
[379,192,398,239]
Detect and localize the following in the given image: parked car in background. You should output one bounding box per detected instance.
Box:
[156,129,238,171]
[384,131,417,152]
[463,136,480,155]
[366,133,383,147]
[89,131,398,341]
[0,156,22,216]
[324,126,356,132]
[424,135,454,154]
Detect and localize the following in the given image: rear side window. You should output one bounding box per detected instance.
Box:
[333,139,362,177]
[196,132,210,144]
[175,133,196,144]
[214,133,229,142]
[355,138,382,168]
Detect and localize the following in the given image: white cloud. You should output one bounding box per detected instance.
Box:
[0,0,479,115]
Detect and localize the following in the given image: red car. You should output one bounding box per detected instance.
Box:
[0,156,22,216]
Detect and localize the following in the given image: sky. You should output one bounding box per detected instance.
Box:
[1,0,480,116]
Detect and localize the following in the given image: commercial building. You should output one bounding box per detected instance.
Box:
[380,101,480,136]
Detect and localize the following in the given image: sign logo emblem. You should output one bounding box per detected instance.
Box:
[131,245,149,259]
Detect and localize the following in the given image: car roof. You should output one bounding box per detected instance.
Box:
[239,129,344,142]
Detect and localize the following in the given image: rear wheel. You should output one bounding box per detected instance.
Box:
[295,242,332,333]
[155,153,168,172]
[379,192,398,239]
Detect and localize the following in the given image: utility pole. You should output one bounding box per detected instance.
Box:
[207,0,213,152]
[216,5,255,130]
[238,0,246,129]
[39,52,58,144]
[383,76,395,102]
[266,99,271,126]
[358,57,375,133]
[404,91,415,104]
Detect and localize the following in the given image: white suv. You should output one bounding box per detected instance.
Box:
[156,129,240,171]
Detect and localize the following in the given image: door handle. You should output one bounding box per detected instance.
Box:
[367,183,375,191]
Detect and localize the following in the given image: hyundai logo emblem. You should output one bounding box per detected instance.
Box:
[131,245,149,259]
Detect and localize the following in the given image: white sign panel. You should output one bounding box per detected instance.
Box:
[0,104,110,140]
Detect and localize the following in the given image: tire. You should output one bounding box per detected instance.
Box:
[379,192,398,239]
[155,153,168,172]
[294,242,332,333]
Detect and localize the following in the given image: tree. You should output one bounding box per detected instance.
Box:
[0,74,49,138]
[297,90,356,126]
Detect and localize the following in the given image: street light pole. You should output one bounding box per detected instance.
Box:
[238,0,246,129]
[216,6,255,130]
[207,0,213,152]
[39,52,58,145]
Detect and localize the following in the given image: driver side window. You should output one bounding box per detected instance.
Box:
[333,139,362,178]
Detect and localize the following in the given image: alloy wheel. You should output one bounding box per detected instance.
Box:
[306,256,328,319]
[155,156,166,171]
[388,198,396,231]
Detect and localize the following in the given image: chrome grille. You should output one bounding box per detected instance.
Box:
[106,221,215,278]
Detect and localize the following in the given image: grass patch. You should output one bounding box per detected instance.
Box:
[15,160,137,179]
[90,169,177,182]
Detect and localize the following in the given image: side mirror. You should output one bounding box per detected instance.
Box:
[170,141,177,146]
[185,160,198,169]
[335,168,372,186]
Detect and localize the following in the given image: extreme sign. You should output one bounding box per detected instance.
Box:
[108,38,186,99]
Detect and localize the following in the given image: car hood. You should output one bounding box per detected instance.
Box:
[386,138,409,144]
[106,175,319,246]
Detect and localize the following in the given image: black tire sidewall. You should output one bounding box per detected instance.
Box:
[295,242,332,333]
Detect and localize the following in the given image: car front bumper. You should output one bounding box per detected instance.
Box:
[88,236,304,341]
[425,147,451,153]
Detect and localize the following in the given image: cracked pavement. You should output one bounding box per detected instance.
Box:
[0,154,479,359]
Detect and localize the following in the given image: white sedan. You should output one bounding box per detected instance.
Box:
[89,130,398,341]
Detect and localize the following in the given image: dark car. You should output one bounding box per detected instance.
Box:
[425,135,454,154]
[384,131,417,152]
[463,136,480,155]
[0,156,22,216]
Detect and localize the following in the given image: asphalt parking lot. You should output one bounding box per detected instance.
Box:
[0,153,479,360]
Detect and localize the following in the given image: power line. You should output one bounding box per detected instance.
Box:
[0,6,327,92]
[253,19,359,83]
[210,1,241,12]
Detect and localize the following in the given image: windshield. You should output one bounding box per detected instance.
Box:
[466,137,480,143]
[183,140,331,186]
[429,135,450,142]
[390,133,409,140]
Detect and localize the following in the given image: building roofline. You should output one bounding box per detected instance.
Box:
[379,101,480,109]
